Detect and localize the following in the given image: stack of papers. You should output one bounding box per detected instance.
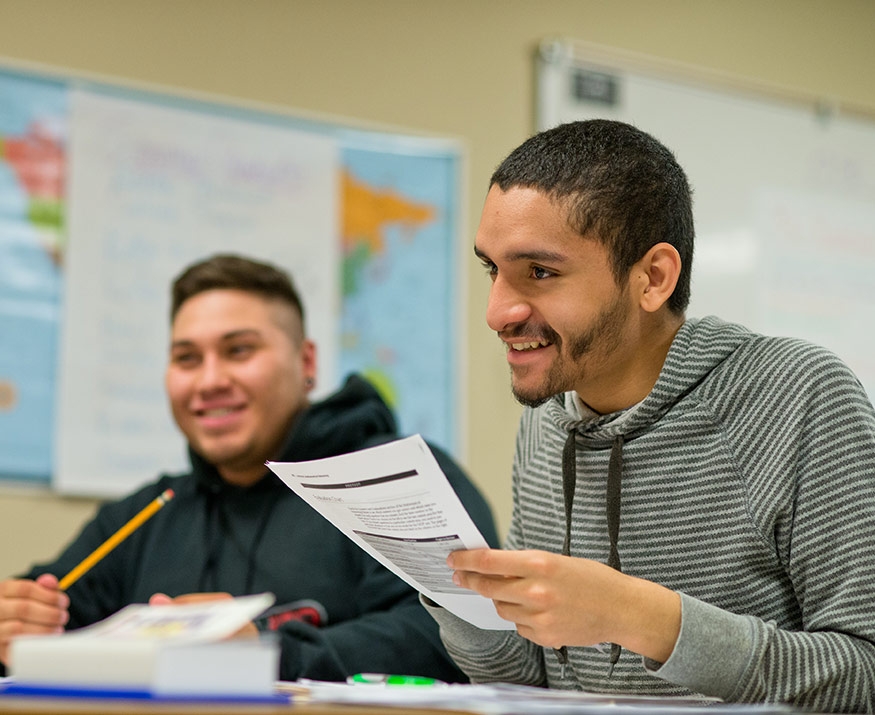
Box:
[291,680,794,714]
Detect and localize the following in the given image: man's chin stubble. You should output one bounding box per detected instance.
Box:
[510,372,555,408]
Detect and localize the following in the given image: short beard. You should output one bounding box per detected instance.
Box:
[509,290,629,408]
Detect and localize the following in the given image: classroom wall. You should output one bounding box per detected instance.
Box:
[2,0,874,579]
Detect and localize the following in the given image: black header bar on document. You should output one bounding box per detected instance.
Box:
[300,469,418,490]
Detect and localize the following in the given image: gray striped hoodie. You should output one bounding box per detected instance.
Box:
[428,316,875,712]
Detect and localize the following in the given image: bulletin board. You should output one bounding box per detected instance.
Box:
[536,39,875,401]
[0,62,463,495]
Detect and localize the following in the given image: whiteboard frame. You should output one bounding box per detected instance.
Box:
[535,37,875,133]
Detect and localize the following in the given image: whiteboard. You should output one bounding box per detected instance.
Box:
[536,39,875,400]
[55,87,339,496]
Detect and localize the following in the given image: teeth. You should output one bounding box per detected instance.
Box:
[510,341,547,351]
[202,408,236,416]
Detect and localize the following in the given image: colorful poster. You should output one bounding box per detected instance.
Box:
[0,69,462,493]
[0,71,67,479]
[340,138,460,452]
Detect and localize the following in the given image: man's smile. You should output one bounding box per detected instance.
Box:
[509,340,550,351]
[198,406,240,417]
[193,403,247,431]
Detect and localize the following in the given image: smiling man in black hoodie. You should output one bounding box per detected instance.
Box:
[0,253,498,682]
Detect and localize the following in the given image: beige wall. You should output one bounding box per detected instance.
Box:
[1,0,874,579]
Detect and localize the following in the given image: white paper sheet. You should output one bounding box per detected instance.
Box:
[291,680,732,713]
[267,435,513,630]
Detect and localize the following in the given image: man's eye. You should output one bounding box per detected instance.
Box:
[480,261,498,279]
[171,353,199,367]
[228,344,255,358]
[531,266,553,279]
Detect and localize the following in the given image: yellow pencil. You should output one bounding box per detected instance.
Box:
[58,488,175,591]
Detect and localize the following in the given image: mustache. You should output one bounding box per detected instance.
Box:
[498,322,561,345]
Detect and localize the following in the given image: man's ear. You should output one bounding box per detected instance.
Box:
[635,242,681,313]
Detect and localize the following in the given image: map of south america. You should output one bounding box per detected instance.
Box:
[339,150,459,452]
[341,168,435,297]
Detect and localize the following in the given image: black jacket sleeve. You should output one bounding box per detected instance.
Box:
[273,555,468,682]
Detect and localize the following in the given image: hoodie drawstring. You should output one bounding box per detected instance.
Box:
[199,487,223,592]
[244,496,280,593]
[555,429,625,679]
[605,434,624,675]
[198,483,280,594]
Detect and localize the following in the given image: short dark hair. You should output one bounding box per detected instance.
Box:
[490,120,694,314]
[170,253,306,329]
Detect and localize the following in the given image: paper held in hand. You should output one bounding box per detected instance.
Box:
[267,434,514,631]
[9,592,279,697]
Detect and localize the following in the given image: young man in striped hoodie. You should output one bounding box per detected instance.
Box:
[426,120,875,712]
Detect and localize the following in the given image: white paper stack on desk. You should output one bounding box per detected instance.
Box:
[8,592,279,698]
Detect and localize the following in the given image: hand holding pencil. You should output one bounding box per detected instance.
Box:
[0,489,175,668]
[0,573,69,667]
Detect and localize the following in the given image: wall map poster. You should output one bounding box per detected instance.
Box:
[0,68,462,494]
[0,71,66,479]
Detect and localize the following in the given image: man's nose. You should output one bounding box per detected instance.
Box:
[195,355,231,391]
[485,277,531,333]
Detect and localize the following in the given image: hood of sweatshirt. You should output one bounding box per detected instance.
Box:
[545,316,755,445]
